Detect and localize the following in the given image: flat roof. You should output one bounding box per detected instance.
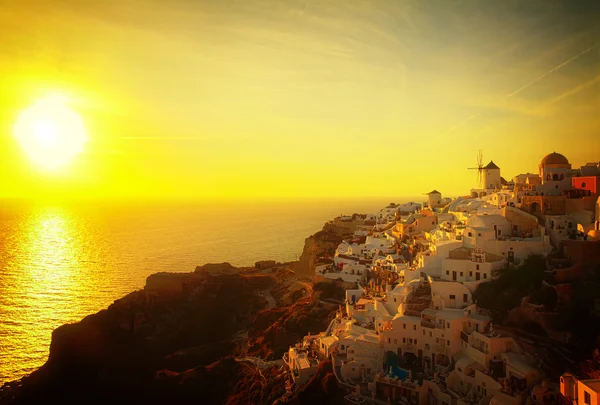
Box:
[297,357,311,369]
[437,309,467,321]
[357,333,380,343]
[422,308,438,317]
[468,313,491,322]
[321,335,339,347]
[581,379,600,392]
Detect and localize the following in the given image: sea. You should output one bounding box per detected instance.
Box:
[0,197,419,384]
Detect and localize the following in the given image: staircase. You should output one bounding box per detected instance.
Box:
[404,282,432,317]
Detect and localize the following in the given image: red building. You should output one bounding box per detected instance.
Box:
[572,175,600,196]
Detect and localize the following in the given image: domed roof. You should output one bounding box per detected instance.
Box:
[541,152,569,166]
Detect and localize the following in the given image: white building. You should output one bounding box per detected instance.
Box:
[284,346,319,385]
[441,247,505,293]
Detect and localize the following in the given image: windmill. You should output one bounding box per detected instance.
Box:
[468,150,484,188]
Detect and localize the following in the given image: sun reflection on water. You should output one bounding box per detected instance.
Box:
[0,207,112,382]
[0,198,397,384]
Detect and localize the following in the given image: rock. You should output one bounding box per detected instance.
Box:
[195,262,239,275]
[255,260,278,270]
[0,273,266,405]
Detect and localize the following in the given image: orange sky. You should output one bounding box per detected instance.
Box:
[1,0,599,200]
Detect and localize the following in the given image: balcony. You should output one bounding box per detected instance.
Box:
[471,343,488,354]
[421,319,436,329]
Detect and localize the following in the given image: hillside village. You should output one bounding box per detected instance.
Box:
[284,152,600,405]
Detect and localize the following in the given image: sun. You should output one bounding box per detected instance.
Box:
[13,94,88,171]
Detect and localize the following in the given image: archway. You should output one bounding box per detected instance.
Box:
[403,352,418,367]
[423,356,432,372]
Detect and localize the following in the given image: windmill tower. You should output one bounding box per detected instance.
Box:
[423,190,442,206]
[468,150,484,188]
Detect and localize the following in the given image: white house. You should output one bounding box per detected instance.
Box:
[441,247,505,293]
[284,346,320,385]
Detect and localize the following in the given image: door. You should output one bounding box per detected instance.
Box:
[508,250,514,263]
[452,271,457,281]
[476,272,480,281]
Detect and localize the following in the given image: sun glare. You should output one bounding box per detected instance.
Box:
[14,94,88,171]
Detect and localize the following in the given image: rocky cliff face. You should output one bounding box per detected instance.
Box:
[292,219,360,279]
[0,265,344,405]
[0,271,264,405]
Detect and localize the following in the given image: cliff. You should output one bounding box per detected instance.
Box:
[0,261,345,405]
[0,271,265,405]
[292,218,361,279]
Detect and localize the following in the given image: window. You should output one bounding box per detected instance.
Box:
[387,338,390,343]
[436,338,439,343]
[429,331,432,337]
[394,298,396,302]
[460,272,463,276]
[582,182,587,188]
[463,294,468,302]
[413,325,417,331]
[409,338,412,343]
[478,233,482,237]
[394,339,397,345]
[446,270,449,275]
[450,294,456,300]
[403,323,406,329]
[447,340,450,346]
[584,391,591,404]
[468,232,473,237]
[447,322,450,328]
[484,273,487,279]
[402,338,406,343]
[415,339,418,345]
[476,264,480,270]
[469,271,473,277]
